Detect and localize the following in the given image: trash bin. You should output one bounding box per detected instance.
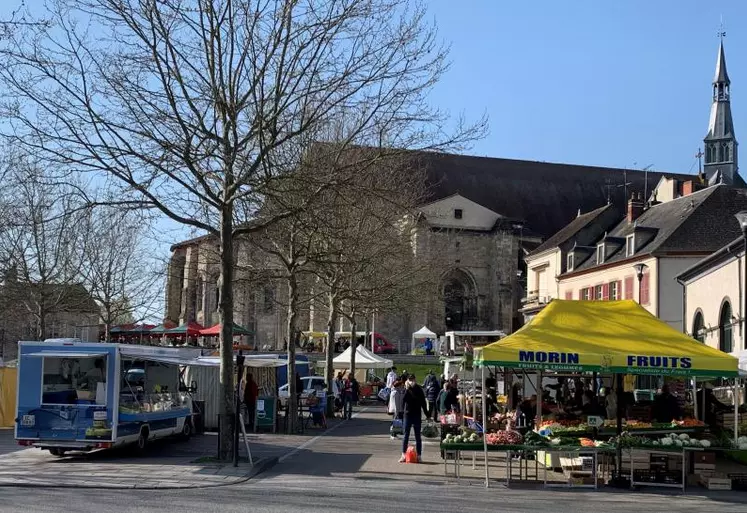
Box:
[193,400,206,434]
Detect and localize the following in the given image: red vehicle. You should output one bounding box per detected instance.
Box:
[336,331,398,354]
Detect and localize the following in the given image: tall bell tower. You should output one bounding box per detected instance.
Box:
[703,35,738,185]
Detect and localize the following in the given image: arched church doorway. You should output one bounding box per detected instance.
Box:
[442,269,477,331]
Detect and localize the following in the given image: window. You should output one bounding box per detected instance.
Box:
[565,290,573,300]
[725,144,731,162]
[719,301,733,353]
[214,285,220,312]
[624,276,634,299]
[566,253,574,271]
[625,235,635,257]
[640,272,650,305]
[594,285,603,300]
[263,286,275,313]
[42,356,108,406]
[692,311,705,343]
[581,288,591,300]
[610,281,620,300]
[454,209,463,219]
[596,244,605,264]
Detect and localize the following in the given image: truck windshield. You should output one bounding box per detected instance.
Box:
[42,356,107,406]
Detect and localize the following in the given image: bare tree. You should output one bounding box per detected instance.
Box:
[306,152,437,392]
[82,207,161,342]
[0,161,87,341]
[0,0,484,458]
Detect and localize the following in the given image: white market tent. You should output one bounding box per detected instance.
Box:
[333,345,393,369]
[411,326,437,353]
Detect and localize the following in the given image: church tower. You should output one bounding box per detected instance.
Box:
[703,38,738,184]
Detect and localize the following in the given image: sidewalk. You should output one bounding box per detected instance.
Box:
[0,415,344,490]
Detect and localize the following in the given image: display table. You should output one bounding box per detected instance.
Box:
[440,443,613,488]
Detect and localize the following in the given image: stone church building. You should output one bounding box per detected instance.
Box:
[164,154,688,350]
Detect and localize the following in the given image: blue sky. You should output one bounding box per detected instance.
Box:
[426,0,746,175]
[4,0,743,176]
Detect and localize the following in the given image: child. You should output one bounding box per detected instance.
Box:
[388,380,404,439]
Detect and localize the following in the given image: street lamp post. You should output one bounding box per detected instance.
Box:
[734,211,747,344]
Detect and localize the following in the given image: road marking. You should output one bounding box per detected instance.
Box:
[277,407,370,464]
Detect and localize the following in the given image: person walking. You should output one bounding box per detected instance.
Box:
[342,372,356,419]
[243,372,259,429]
[388,380,405,439]
[399,374,428,463]
[423,370,440,421]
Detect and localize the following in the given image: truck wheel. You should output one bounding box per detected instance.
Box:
[49,448,66,457]
[180,419,192,440]
[136,427,149,452]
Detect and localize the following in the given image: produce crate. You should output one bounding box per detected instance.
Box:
[729,473,747,491]
[700,476,731,491]
[634,470,682,484]
[693,452,716,465]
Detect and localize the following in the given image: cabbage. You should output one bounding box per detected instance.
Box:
[674,439,683,447]
[652,440,660,445]
[738,436,747,445]
[700,439,711,448]
[738,443,747,450]
[660,438,673,446]
[678,433,690,441]
[669,433,679,440]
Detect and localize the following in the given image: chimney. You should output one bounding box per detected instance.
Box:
[627,192,644,223]
[682,180,694,197]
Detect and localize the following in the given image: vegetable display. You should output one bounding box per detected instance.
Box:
[486,430,523,445]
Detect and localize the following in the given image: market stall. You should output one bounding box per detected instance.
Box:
[332,345,392,397]
[464,299,740,489]
[411,326,437,354]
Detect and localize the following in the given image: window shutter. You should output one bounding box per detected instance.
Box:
[641,273,650,305]
[602,283,610,300]
[565,290,572,300]
[624,276,634,300]
[616,280,622,300]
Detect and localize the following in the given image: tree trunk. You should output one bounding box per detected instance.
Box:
[286,271,299,433]
[365,314,371,354]
[37,302,46,340]
[350,315,357,377]
[325,294,338,417]
[218,205,235,460]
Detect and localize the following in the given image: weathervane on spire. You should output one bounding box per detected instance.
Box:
[718,15,726,40]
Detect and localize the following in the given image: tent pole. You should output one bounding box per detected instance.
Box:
[482,363,489,488]
[537,370,543,428]
[615,373,623,482]
[735,377,740,445]
[693,377,698,421]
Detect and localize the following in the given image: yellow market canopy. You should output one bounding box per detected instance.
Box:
[475,300,738,377]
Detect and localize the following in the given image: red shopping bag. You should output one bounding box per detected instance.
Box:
[405,446,418,463]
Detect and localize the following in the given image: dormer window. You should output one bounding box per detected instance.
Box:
[566,253,574,271]
[454,208,463,219]
[596,244,605,264]
[625,234,635,257]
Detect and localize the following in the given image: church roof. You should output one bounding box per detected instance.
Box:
[565,185,747,275]
[416,152,694,238]
[529,203,618,256]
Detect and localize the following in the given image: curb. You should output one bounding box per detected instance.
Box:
[0,456,279,490]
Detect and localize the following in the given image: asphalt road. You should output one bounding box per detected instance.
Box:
[3,412,747,512]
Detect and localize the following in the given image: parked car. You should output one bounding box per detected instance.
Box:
[278,376,340,408]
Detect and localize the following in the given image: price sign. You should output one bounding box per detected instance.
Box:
[587,415,603,428]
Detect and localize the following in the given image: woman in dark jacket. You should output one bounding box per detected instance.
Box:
[423,370,440,420]
[399,374,428,463]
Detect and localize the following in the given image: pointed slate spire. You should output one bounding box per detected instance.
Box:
[704,37,738,185]
[714,40,730,86]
